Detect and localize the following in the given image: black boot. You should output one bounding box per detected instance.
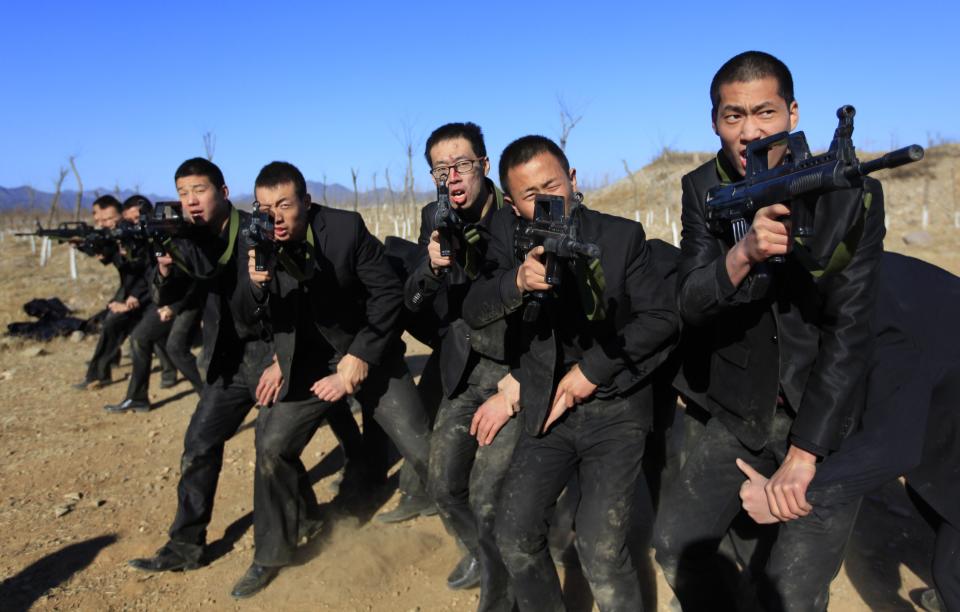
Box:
[129,545,199,572]
[376,493,437,523]
[230,563,280,599]
[447,553,481,590]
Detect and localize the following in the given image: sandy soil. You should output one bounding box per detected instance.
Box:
[1,177,956,612]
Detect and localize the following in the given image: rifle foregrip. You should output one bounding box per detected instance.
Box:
[255,247,266,272]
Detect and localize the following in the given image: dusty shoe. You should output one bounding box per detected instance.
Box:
[376,493,437,524]
[104,399,152,413]
[73,378,105,391]
[230,563,280,599]
[446,553,481,590]
[160,374,178,389]
[129,546,199,572]
[921,588,943,612]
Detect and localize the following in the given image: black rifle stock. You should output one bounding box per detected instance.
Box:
[514,194,601,321]
[705,105,924,263]
[110,201,189,258]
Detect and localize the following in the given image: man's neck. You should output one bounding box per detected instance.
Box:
[211,202,231,234]
[462,180,492,224]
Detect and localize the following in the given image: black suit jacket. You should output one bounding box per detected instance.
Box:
[156,205,262,384]
[110,247,152,305]
[675,156,885,454]
[259,205,405,401]
[463,204,679,436]
[404,181,506,397]
[808,253,960,526]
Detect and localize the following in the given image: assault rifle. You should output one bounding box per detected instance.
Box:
[434,175,462,259]
[16,221,116,257]
[110,201,189,258]
[514,194,601,321]
[705,105,924,262]
[241,201,275,272]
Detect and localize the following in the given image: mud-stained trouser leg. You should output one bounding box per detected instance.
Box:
[126,305,171,401]
[471,403,521,612]
[573,398,647,612]
[166,343,269,563]
[164,306,203,390]
[253,396,339,567]
[495,422,579,612]
[356,351,432,491]
[652,415,779,612]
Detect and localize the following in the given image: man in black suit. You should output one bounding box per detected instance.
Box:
[737,252,960,611]
[104,195,203,413]
[404,122,518,604]
[231,161,435,598]
[72,195,151,389]
[127,159,362,585]
[653,51,885,611]
[463,136,679,611]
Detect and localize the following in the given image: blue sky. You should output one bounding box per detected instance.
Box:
[1,0,956,196]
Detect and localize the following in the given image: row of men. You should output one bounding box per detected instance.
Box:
[69,50,956,611]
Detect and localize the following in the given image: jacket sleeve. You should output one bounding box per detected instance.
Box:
[461,211,524,329]
[676,172,767,327]
[347,217,403,365]
[789,180,885,454]
[404,205,444,312]
[578,223,680,389]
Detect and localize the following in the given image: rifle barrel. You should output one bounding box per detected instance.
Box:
[855,145,925,177]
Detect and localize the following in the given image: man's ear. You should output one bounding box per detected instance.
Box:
[482,156,491,177]
[789,100,799,131]
[505,195,521,217]
[304,193,312,206]
[569,167,578,193]
[222,184,230,199]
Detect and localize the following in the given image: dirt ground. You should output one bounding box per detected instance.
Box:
[0,193,956,611]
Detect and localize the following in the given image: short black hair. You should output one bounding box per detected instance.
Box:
[123,194,153,216]
[710,51,795,118]
[255,161,307,203]
[92,194,122,213]
[424,122,487,167]
[174,157,225,190]
[498,135,570,197]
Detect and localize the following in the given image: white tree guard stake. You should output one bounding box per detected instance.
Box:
[394,218,400,236]
[374,221,380,237]
[634,210,640,222]
[30,235,36,254]
[646,210,653,226]
[955,211,959,229]
[922,206,929,229]
[40,237,50,266]
[69,247,78,280]
[671,221,679,248]
[665,206,670,226]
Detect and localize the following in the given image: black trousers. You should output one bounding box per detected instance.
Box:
[126,306,203,401]
[397,350,444,500]
[355,351,433,495]
[166,342,273,563]
[653,410,861,612]
[85,308,141,383]
[497,395,647,612]
[427,358,520,612]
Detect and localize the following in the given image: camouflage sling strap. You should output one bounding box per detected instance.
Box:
[164,206,240,280]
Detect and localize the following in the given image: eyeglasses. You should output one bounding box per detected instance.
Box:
[430,158,486,180]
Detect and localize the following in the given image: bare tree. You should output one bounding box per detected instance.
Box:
[69,155,83,221]
[384,167,397,210]
[558,95,584,152]
[350,167,360,213]
[203,131,216,161]
[622,159,640,206]
[371,171,381,223]
[321,173,330,208]
[48,167,69,226]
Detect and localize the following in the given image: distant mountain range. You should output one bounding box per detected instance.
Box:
[0,181,435,213]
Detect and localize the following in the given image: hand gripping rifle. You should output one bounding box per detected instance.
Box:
[514,194,601,322]
[241,201,275,272]
[705,105,924,263]
[434,174,462,261]
[17,221,116,257]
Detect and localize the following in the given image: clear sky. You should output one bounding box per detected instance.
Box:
[2,0,956,196]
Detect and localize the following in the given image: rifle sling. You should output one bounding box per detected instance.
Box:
[164,207,240,280]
